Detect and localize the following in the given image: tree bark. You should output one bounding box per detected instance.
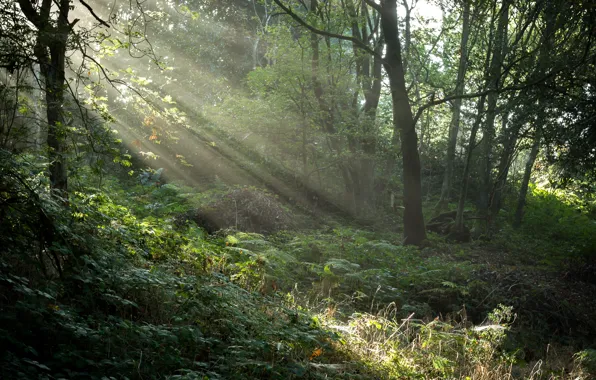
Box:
[381,0,426,245]
[43,40,69,194]
[18,0,72,195]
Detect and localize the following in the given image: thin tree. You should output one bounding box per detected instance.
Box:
[436,0,471,214]
[273,0,427,244]
[478,0,509,230]
[513,0,558,228]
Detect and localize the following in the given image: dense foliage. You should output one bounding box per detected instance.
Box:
[2,150,595,378]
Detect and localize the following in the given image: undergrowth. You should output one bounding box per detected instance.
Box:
[1,152,594,379]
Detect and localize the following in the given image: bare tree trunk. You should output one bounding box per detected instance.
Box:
[436,0,471,214]
[381,0,426,245]
[32,65,45,150]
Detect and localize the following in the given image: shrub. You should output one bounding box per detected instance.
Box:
[181,187,293,234]
[521,186,596,259]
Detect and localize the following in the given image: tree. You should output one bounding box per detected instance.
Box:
[16,0,79,194]
[513,0,563,227]
[436,0,471,214]
[271,0,427,244]
[378,0,426,244]
[478,0,509,229]
[8,0,178,199]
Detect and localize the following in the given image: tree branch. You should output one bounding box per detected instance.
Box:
[78,0,110,28]
[412,66,569,126]
[363,0,381,12]
[16,0,42,28]
[272,0,382,60]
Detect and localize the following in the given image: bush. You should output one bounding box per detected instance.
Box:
[0,154,356,379]
[180,187,293,234]
[521,186,596,259]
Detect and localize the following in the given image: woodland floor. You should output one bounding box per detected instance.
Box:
[3,177,596,379]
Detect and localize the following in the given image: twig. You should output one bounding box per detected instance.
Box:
[383,312,415,345]
[78,0,110,27]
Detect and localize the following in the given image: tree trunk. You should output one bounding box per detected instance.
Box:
[453,0,500,235]
[479,0,509,228]
[19,0,72,195]
[513,132,540,228]
[301,119,308,188]
[490,111,519,218]
[436,0,471,214]
[43,42,69,194]
[381,0,426,245]
[402,0,412,75]
[513,0,557,229]
[309,0,354,211]
[454,93,487,233]
[347,1,383,216]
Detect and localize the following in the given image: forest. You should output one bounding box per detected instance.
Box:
[1,0,595,378]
